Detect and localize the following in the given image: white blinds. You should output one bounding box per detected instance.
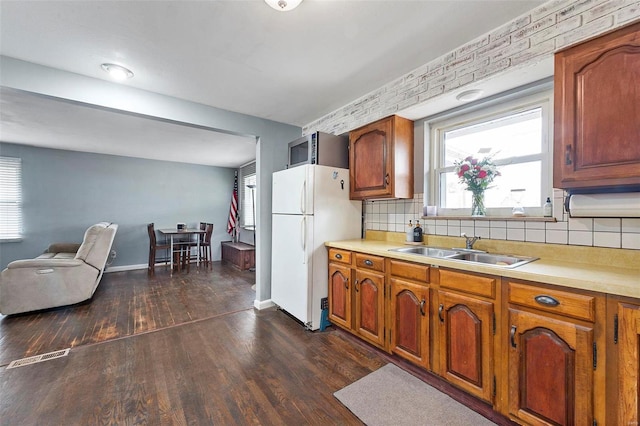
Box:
[0,156,22,240]
[240,162,256,228]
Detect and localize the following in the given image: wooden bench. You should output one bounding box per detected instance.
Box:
[221,241,255,271]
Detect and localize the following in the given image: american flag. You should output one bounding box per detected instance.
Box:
[227,171,239,236]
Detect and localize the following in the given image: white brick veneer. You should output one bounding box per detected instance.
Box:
[306,0,640,250]
[303,0,640,135]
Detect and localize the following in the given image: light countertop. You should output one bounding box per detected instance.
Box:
[325,238,640,299]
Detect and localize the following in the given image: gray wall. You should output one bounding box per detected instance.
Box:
[0,142,236,270]
[0,57,302,307]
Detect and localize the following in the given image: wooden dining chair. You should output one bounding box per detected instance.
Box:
[199,223,214,269]
[181,222,208,267]
[147,223,170,276]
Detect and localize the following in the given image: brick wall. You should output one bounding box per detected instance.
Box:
[303,0,640,135]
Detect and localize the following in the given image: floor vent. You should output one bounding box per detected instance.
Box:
[7,349,70,369]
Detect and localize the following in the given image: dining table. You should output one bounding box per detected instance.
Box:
[158,227,207,273]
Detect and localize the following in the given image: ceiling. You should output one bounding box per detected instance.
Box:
[0,0,544,167]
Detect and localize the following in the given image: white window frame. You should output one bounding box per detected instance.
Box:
[0,156,23,241]
[427,89,553,217]
[240,162,256,229]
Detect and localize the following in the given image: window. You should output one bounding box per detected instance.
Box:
[240,162,256,229]
[0,156,23,240]
[428,90,552,216]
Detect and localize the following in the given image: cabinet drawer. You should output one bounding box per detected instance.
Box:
[508,281,596,322]
[355,253,385,272]
[389,260,429,283]
[439,269,496,299]
[329,248,352,265]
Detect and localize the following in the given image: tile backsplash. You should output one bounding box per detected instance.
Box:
[364,192,640,250]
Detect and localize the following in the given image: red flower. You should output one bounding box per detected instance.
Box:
[460,164,470,172]
[478,170,487,178]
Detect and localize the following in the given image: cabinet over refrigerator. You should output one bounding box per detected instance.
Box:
[271,165,361,330]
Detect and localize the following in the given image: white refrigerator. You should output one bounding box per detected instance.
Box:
[271,164,361,330]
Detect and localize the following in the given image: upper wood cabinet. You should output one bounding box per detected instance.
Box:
[554,21,640,190]
[349,115,414,200]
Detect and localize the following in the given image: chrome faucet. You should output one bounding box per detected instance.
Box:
[461,233,481,250]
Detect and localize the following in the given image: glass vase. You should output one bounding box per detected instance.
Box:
[470,190,486,217]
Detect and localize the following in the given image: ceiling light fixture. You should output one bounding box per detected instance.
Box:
[456,89,483,102]
[264,0,303,12]
[101,63,134,81]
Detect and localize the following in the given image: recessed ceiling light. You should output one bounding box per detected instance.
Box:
[264,0,303,12]
[101,63,134,81]
[456,89,483,102]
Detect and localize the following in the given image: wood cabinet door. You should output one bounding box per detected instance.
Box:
[617,302,640,425]
[508,308,594,426]
[437,291,494,403]
[349,117,392,199]
[328,263,352,329]
[554,21,640,189]
[390,278,429,368]
[354,269,386,347]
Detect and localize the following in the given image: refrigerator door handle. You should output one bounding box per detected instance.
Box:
[301,216,307,264]
[300,180,306,214]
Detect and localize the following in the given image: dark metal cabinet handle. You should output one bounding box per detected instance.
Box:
[364,259,373,267]
[335,253,342,260]
[355,280,359,292]
[565,145,572,165]
[438,304,444,323]
[344,277,349,289]
[535,295,560,307]
[385,173,390,185]
[510,325,517,348]
[420,299,426,317]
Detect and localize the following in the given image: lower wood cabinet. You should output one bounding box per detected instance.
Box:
[507,308,595,425]
[328,249,386,349]
[328,262,352,329]
[607,297,640,425]
[388,259,430,369]
[506,280,603,426]
[354,268,385,348]
[326,248,630,424]
[436,269,496,404]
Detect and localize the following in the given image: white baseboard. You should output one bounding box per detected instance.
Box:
[104,264,147,273]
[254,299,275,310]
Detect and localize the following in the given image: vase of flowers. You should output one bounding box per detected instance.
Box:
[453,156,501,217]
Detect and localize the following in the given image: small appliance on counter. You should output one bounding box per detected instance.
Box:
[176,223,186,231]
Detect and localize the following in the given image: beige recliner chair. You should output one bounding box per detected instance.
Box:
[0,222,118,315]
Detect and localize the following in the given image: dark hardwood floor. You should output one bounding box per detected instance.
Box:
[0,262,255,366]
[0,261,512,425]
[0,262,383,425]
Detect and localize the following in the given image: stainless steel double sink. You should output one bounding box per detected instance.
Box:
[388,246,538,268]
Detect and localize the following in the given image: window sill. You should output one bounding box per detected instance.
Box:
[421,215,557,222]
[0,237,24,243]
